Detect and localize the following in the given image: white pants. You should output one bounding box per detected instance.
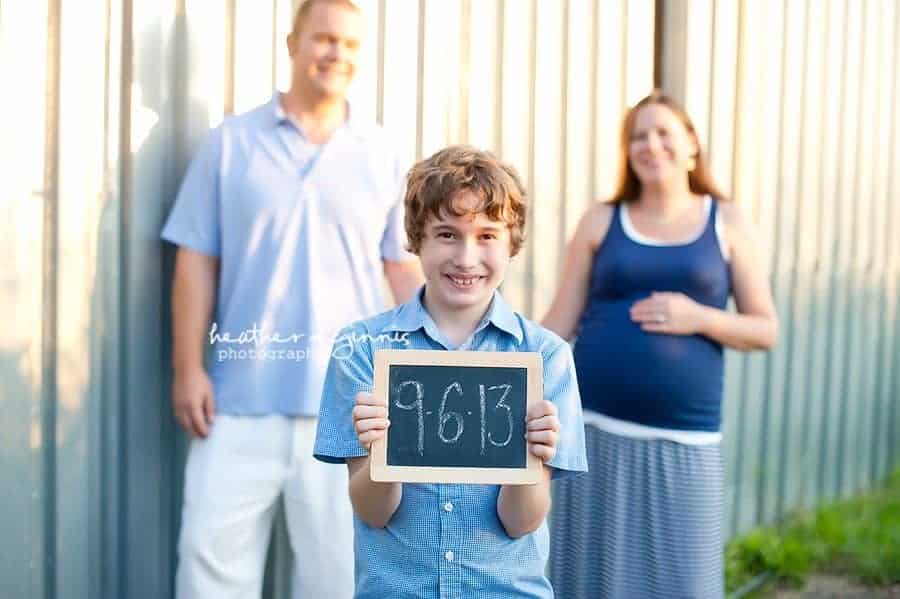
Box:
[175,415,355,599]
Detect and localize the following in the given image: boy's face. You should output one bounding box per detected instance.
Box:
[418,191,512,314]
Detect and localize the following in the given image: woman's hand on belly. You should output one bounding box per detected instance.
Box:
[629,291,711,336]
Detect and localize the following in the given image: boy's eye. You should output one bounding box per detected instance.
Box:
[436,232,456,239]
[480,233,497,241]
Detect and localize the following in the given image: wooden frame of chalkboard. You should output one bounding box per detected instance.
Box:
[370,349,544,485]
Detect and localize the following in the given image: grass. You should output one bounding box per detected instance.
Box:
[725,468,900,595]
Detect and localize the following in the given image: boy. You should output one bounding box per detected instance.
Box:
[313,145,587,598]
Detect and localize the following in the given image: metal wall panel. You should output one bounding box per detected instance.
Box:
[0,1,652,597]
[3,0,898,596]
[661,0,900,540]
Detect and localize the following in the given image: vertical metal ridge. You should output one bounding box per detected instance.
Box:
[652,0,664,89]
[167,0,189,587]
[224,0,236,115]
[376,0,386,125]
[458,0,471,143]
[797,2,830,507]
[706,0,718,158]
[100,0,114,595]
[558,0,569,254]
[836,0,868,498]
[271,0,278,91]
[117,0,134,596]
[619,0,628,109]
[173,0,188,178]
[756,0,788,526]
[810,0,833,503]
[819,0,851,501]
[729,0,750,535]
[888,0,900,468]
[588,0,598,199]
[868,0,888,488]
[525,0,537,317]
[42,0,62,597]
[777,0,813,518]
[494,0,504,155]
[414,0,424,158]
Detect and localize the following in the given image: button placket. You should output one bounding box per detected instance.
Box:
[438,484,459,597]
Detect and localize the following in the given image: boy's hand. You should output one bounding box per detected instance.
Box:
[352,392,390,449]
[526,400,560,462]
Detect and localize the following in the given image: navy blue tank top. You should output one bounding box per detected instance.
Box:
[573,199,731,431]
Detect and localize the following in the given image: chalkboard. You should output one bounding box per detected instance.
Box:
[369,349,543,484]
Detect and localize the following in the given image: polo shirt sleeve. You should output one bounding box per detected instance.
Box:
[542,340,588,479]
[314,324,376,463]
[379,155,417,263]
[160,126,223,257]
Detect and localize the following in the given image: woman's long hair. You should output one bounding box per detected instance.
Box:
[611,90,727,203]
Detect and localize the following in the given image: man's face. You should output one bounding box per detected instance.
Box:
[287,3,363,100]
[418,191,512,315]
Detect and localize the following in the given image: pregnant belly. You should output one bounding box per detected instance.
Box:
[573,303,724,426]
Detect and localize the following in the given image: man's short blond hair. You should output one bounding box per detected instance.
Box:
[291,0,360,35]
[404,145,528,256]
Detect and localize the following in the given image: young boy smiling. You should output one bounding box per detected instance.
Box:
[313,145,587,598]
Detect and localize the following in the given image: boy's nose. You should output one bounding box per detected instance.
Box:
[453,239,479,268]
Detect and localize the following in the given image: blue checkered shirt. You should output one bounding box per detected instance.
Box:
[314,289,588,598]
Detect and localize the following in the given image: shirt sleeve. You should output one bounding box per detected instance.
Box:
[314,325,376,463]
[542,340,588,479]
[160,126,223,256]
[379,154,417,263]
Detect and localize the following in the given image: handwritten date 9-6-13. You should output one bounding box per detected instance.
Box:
[393,380,514,457]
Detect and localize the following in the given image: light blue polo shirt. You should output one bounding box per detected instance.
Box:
[314,289,588,598]
[161,92,414,416]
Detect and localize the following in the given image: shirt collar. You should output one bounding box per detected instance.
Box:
[268,90,364,137]
[383,286,524,344]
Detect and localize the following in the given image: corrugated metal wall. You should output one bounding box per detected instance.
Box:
[1,0,897,597]
[660,0,900,540]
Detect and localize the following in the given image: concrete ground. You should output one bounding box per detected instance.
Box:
[768,574,900,598]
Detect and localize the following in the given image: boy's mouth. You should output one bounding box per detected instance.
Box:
[445,274,486,289]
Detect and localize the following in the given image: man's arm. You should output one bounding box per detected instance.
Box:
[383,259,424,304]
[171,247,219,437]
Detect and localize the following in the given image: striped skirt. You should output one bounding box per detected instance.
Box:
[548,425,725,599]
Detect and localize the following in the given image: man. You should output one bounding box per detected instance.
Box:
[161,1,422,597]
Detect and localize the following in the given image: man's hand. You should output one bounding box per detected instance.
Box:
[173,367,216,438]
[352,392,390,449]
[526,400,560,462]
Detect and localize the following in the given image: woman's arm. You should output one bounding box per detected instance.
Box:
[704,201,778,350]
[541,202,613,340]
[631,202,778,350]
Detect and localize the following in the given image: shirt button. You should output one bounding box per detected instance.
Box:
[443,502,454,512]
[444,550,454,562]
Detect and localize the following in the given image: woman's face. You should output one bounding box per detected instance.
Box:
[627,103,698,186]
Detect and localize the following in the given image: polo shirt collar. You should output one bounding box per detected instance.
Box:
[268,90,365,137]
[383,286,524,344]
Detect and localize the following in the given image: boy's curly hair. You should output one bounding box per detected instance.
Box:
[404,145,528,256]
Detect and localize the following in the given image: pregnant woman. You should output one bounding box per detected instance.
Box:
[543,91,778,598]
